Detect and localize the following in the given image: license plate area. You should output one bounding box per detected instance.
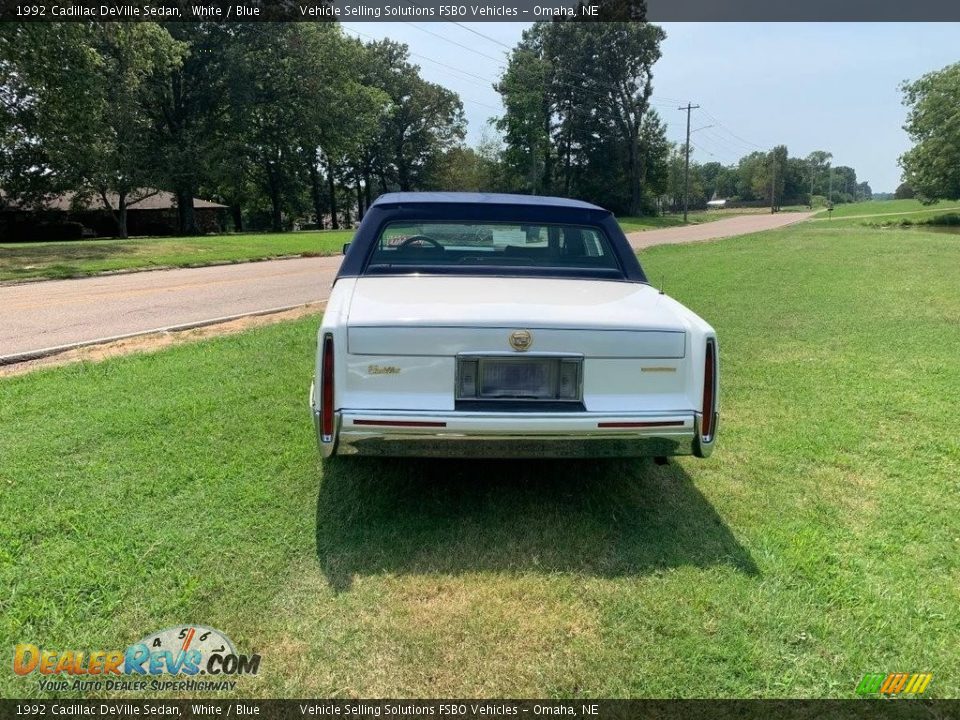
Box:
[456,356,582,402]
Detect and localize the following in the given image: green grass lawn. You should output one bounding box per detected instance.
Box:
[813,197,960,220]
[2,221,959,698]
[0,230,353,282]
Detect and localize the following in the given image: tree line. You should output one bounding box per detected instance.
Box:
[487,22,875,214]
[4,21,918,241]
[667,148,871,212]
[0,23,464,237]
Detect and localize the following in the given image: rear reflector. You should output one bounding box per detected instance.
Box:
[701,339,716,440]
[353,419,447,428]
[321,334,335,442]
[597,421,685,428]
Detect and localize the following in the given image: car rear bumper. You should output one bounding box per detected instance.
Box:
[311,402,717,459]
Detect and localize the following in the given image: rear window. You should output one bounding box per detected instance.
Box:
[363,221,624,277]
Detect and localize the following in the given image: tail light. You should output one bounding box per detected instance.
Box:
[700,338,717,441]
[320,333,335,442]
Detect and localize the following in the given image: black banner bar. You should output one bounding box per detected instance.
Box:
[2,0,960,21]
[648,0,960,21]
[1,700,959,720]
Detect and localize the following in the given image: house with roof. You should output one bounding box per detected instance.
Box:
[0,189,228,241]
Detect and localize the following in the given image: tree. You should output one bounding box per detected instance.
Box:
[0,23,185,237]
[360,40,465,197]
[805,150,832,204]
[495,21,668,215]
[218,24,319,232]
[750,145,787,209]
[832,166,858,203]
[561,22,665,215]
[472,128,510,193]
[735,152,767,201]
[426,147,480,191]
[2,23,469,236]
[298,34,386,229]
[699,162,736,200]
[894,182,915,199]
[899,62,960,201]
[663,144,705,211]
[0,26,52,206]
[495,29,553,195]
[782,156,810,205]
[145,24,230,235]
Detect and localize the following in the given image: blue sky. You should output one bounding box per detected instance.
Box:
[340,22,960,192]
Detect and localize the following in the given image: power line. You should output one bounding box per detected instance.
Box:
[342,25,502,115]
[341,25,496,89]
[700,109,763,150]
[354,15,686,115]
[688,137,738,163]
[688,141,715,158]
[689,128,749,162]
[384,5,762,154]
[440,16,683,112]
[450,21,513,51]
[460,97,502,111]
[346,22,764,164]
[405,23,506,65]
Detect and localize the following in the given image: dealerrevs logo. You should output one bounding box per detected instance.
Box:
[13,625,260,692]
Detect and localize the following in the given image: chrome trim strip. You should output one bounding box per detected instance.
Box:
[693,411,719,458]
[335,431,695,459]
[329,410,698,459]
[347,324,686,334]
[311,387,715,459]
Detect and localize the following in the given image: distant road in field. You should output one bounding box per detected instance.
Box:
[1,211,813,362]
[807,206,960,221]
[626,210,815,249]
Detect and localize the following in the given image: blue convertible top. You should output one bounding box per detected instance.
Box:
[338,192,647,283]
[370,192,607,212]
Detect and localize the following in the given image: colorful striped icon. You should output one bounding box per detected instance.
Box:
[856,672,932,696]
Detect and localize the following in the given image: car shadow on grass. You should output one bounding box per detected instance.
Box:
[315,457,757,592]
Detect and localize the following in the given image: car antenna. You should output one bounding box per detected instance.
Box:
[659,275,665,295]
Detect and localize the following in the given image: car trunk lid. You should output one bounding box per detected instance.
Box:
[346,276,688,358]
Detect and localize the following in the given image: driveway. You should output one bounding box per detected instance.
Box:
[626,210,814,249]
[0,211,813,363]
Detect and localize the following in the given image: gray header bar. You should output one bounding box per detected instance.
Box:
[2,0,959,21]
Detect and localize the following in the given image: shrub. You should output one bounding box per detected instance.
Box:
[21,221,89,242]
[922,213,960,226]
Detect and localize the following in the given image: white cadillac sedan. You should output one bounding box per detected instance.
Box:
[311,192,718,459]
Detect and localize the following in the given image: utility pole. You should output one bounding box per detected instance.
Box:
[679,102,700,223]
[826,161,834,218]
[828,162,833,206]
[770,151,777,214]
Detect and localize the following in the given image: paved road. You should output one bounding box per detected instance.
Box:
[626,210,814,249]
[0,257,341,360]
[0,211,813,361]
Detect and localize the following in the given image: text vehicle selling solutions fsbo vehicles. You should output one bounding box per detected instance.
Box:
[310,193,718,459]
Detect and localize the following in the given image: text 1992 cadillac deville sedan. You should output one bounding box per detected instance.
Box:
[311,192,718,459]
